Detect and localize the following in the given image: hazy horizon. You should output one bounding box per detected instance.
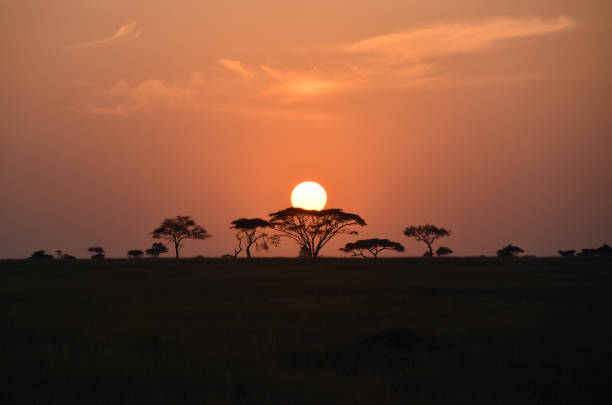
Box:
[1,0,611,258]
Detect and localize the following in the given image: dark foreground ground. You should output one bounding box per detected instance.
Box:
[1,257,611,404]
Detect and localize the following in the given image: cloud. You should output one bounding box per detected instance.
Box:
[64,21,141,49]
[78,16,577,119]
[210,16,577,101]
[80,78,199,115]
[77,73,338,122]
[219,59,255,80]
[342,16,576,62]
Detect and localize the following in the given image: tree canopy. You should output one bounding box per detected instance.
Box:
[229,218,278,258]
[436,246,453,256]
[340,238,404,258]
[496,244,524,258]
[145,242,168,258]
[30,250,54,260]
[403,224,451,256]
[269,207,366,257]
[558,249,576,257]
[152,216,211,259]
[127,249,144,259]
[88,246,105,260]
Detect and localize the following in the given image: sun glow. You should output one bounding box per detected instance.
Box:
[291,181,327,211]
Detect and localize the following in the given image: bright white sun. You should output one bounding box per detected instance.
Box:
[291,181,327,211]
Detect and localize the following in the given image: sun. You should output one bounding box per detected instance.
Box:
[291,181,327,211]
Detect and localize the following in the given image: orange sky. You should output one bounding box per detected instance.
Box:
[1,0,611,258]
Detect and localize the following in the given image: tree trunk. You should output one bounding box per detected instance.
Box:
[246,245,251,258]
[426,242,433,257]
[174,240,180,259]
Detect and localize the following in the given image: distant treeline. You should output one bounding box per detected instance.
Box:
[27,209,612,260]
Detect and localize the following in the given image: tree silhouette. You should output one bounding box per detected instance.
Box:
[145,242,168,258]
[268,207,366,258]
[577,244,612,257]
[340,238,404,258]
[298,246,311,258]
[403,224,451,257]
[127,249,144,259]
[151,216,211,259]
[436,246,453,256]
[88,246,105,260]
[558,249,576,257]
[596,244,612,256]
[496,244,524,258]
[578,248,597,256]
[30,250,53,260]
[55,250,76,260]
[229,218,279,258]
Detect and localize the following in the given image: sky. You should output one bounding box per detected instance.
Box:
[1,0,611,258]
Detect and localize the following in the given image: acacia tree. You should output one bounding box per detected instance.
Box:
[145,242,168,258]
[403,224,451,257]
[340,238,404,258]
[436,246,453,256]
[30,250,54,260]
[229,218,279,258]
[127,249,144,259]
[496,244,524,258]
[268,207,366,257]
[88,246,105,259]
[55,250,76,260]
[151,216,211,259]
[558,249,576,257]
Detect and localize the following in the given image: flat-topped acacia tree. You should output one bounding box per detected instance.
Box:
[403,224,451,257]
[496,244,524,258]
[230,218,279,258]
[268,207,366,258]
[151,215,211,259]
[340,238,405,258]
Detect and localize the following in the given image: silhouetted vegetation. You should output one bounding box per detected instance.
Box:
[403,224,451,256]
[229,218,279,258]
[578,248,596,256]
[88,246,105,260]
[298,246,311,258]
[127,249,144,259]
[151,215,211,259]
[55,250,76,260]
[269,207,366,257]
[576,244,612,257]
[496,244,524,258]
[558,249,576,257]
[340,238,404,258]
[596,243,612,256]
[29,250,53,260]
[145,242,168,258]
[436,246,453,256]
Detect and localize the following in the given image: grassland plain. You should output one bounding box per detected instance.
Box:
[1,257,611,404]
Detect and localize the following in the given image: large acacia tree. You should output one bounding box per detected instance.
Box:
[403,224,451,257]
[340,238,404,258]
[268,207,366,257]
[151,215,211,259]
[230,218,279,258]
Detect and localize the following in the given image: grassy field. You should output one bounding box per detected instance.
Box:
[1,257,611,404]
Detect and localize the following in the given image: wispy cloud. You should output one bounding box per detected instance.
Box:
[342,16,576,61]
[78,78,199,115]
[78,16,576,120]
[212,16,577,100]
[64,20,141,49]
[219,59,255,80]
